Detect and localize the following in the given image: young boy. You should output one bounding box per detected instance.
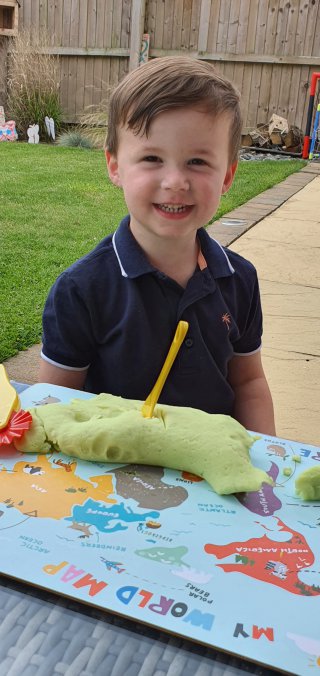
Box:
[39,56,275,435]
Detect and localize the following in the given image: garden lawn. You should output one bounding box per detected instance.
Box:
[0,143,306,362]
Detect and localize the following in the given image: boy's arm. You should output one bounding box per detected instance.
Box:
[227,351,276,436]
[39,359,88,390]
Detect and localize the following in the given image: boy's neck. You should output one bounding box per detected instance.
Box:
[131,227,199,288]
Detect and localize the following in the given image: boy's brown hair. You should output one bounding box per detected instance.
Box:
[106,56,242,164]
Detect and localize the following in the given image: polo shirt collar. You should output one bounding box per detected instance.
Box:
[112,215,234,279]
[197,227,235,278]
[112,216,155,278]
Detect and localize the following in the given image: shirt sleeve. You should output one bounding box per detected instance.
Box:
[232,267,263,355]
[41,271,95,369]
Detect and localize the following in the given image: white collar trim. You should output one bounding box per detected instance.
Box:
[112,232,128,278]
[211,238,235,274]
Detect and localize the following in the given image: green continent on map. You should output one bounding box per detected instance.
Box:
[135,545,190,567]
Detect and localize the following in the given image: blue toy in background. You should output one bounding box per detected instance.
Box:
[309,103,320,159]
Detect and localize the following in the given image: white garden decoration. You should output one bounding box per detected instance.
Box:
[45,116,55,140]
[27,124,39,143]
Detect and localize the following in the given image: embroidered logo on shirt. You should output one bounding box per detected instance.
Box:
[221,312,231,331]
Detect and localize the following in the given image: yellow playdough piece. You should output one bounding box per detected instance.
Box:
[14,393,272,496]
[295,466,320,501]
[0,364,20,429]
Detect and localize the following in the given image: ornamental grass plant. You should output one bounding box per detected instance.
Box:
[77,100,111,148]
[7,30,62,140]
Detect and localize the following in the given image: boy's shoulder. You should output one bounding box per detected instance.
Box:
[60,216,132,283]
[65,233,114,278]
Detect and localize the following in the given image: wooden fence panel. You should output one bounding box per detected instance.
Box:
[190,0,201,50]
[0,36,8,104]
[10,0,320,130]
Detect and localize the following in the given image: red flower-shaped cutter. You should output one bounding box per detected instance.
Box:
[0,364,33,448]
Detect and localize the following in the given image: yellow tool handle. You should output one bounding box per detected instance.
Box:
[0,364,20,429]
[141,320,189,419]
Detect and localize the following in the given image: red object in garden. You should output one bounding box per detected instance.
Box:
[302,72,320,159]
[0,409,33,446]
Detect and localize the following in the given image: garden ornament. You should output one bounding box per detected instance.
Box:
[45,116,55,140]
[0,121,18,141]
[27,124,40,144]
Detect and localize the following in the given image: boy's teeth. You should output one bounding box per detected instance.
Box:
[158,204,187,213]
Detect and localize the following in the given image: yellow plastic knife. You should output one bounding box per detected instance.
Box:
[141,320,189,419]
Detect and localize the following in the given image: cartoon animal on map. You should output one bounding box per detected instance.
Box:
[34,395,61,406]
[266,444,288,459]
[23,464,44,476]
[53,458,76,472]
[67,521,93,539]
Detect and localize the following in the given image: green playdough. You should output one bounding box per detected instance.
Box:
[295,466,320,501]
[14,393,272,495]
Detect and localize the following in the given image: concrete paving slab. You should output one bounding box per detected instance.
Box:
[260,279,320,321]
[301,163,320,174]
[263,314,320,358]
[233,239,319,287]
[231,175,320,445]
[242,216,320,246]
[273,202,320,217]
[262,352,320,444]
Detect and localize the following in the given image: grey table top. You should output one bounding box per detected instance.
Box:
[0,576,279,676]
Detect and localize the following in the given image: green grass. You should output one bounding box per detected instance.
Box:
[214,159,306,221]
[0,143,306,362]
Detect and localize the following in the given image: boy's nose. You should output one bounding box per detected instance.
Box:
[161,170,189,192]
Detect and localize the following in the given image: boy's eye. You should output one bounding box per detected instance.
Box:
[189,158,206,166]
[142,155,161,163]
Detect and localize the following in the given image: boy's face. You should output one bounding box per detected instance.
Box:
[106,107,237,248]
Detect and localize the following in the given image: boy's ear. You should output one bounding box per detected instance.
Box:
[105,149,122,187]
[222,161,238,194]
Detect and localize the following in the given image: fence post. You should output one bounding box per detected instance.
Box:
[129,0,147,71]
[198,0,211,54]
[0,36,8,109]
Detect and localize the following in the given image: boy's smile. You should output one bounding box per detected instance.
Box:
[106,107,237,253]
[154,203,193,217]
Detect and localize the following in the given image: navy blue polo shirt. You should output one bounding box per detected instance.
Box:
[41,216,262,415]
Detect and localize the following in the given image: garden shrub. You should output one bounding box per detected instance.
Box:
[7,30,62,141]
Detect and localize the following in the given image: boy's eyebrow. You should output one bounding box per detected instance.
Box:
[139,143,217,156]
[189,148,216,156]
